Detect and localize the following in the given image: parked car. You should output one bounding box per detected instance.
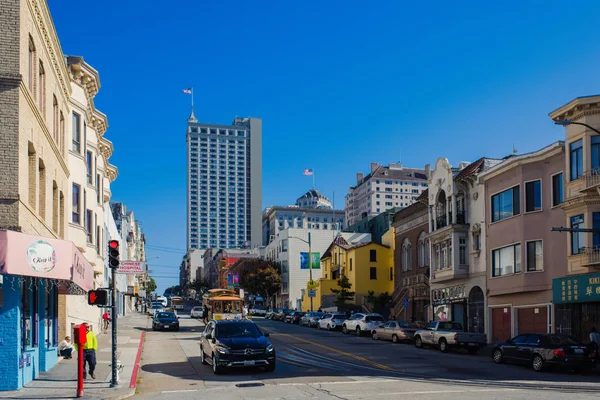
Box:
[318,313,347,331]
[371,321,421,343]
[152,312,180,331]
[274,309,293,321]
[300,312,324,327]
[249,306,267,317]
[342,313,385,336]
[285,311,306,324]
[200,319,276,374]
[414,321,487,354]
[492,333,594,372]
[191,306,204,319]
[265,308,282,319]
[148,304,164,316]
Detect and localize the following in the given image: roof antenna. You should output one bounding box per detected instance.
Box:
[512,144,518,155]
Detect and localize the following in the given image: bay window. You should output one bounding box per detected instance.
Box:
[492,243,521,277]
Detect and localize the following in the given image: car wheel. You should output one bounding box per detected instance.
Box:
[372,331,379,340]
[439,339,448,353]
[532,354,544,372]
[392,334,399,344]
[414,336,423,348]
[356,327,362,336]
[492,349,504,364]
[342,325,348,334]
[200,345,208,365]
[265,362,276,372]
[212,354,224,375]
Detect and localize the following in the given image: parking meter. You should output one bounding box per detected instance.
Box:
[73,325,87,397]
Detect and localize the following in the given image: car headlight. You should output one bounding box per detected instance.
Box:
[266,344,274,353]
[216,346,230,354]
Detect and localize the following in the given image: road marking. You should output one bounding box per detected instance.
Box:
[262,328,395,371]
[345,388,520,397]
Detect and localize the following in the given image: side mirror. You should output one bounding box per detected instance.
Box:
[264,332,270,337]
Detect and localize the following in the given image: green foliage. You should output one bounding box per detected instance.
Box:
[191,278,211,293]
[146,277,157,295]
[238,259,282,306]
[331,276,355,307]
[366,290,392,314]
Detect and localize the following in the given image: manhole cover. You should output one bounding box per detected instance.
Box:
[236,382,265,388]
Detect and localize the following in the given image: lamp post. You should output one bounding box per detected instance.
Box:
[289,233,313,312]
[554,119,600,135]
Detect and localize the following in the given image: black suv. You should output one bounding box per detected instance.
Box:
[200,319,276,374]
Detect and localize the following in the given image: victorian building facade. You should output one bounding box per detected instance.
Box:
[549,95,600,343]
[391,191,430,322]
[426,158,502,335]
[479,142,566,343]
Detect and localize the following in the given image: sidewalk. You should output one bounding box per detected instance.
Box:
[0,311,149,400]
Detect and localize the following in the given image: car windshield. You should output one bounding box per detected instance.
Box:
[545,335,581,346]
[283,310,293,315]
[216,323,263,338]
[365,315,384,322]
[438,322,463,330]
[192,307,202,311]
[151,305,162,309]
[157,312,176,319]
[312,312,324,318]
[333,314,346,319]
[398,322,420,328]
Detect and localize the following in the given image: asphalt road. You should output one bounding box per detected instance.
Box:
[136,311,600,400]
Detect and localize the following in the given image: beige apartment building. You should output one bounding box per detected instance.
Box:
[549,95,600,343]
[479,142,566,343]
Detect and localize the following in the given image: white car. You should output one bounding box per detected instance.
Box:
[191,306,204,319]
[148,304,163,316]
[318,313,347,331]
[250,307,267,316]
[342,313,385,336]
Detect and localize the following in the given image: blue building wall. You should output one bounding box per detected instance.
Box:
[0,276,58,391]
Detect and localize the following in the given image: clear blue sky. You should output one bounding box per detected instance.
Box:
[49,0,600,293]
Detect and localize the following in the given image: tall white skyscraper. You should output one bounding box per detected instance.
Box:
[186,112,262,250]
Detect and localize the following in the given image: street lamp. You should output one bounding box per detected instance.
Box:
[289,233,313,312]
[554,119,600,135]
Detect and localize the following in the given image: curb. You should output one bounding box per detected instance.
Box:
[130,331,145,388]
[100,388,136,400]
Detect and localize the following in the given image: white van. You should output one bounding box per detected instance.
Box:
[156,296,168,307]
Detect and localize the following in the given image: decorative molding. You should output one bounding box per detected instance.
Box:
[28,0,71,99]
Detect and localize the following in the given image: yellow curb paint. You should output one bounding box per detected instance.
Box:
[262,328,395,372]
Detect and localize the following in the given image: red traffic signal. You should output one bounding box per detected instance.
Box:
[109,240,119,249]
[88,289,108,306]
[108,240,120,269]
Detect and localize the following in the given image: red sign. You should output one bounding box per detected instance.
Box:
[116,261,145,274]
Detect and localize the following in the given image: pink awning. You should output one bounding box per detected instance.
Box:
[0,230,94,293]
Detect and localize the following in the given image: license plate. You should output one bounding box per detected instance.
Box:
[244,360,255,366]
[575,349,584,354]
[467,343,476,347]
[164,325,170,328]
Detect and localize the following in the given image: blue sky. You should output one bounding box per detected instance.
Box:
[48,0,600,293]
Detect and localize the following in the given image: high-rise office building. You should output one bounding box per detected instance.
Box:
[186,112,262,250]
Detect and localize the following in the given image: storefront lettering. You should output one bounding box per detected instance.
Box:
[554,273,600,303]
[590,277,600,285]
[26,240,56,273]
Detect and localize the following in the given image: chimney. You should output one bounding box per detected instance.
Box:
[425,163,431,179]
[370,162,378,173]
[356,172,364,185]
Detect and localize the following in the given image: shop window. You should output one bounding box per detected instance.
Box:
[22,277,38,349]
[46,285,58,347]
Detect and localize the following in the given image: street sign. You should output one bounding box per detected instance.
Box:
[308,290,317,298]
[403,298,409,308]
[307,280,317,290]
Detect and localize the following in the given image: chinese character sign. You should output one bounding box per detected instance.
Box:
[300,252,321,269]
[553,272,600,304]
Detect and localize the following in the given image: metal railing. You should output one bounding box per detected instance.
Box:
[581,246,600,266]
[584,168,600,191]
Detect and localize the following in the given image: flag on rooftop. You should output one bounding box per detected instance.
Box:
[303,169,313,176]
[182,88,192,94]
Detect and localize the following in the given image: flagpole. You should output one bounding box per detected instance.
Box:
[312,170,315,189]
[191,87,194,109]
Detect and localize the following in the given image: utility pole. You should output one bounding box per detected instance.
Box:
[108,240,120,387]
[308,232,313,313]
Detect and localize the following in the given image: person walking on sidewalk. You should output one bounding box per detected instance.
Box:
[102,311,110,334]
[73,322,98,379]
[58,336,73,359]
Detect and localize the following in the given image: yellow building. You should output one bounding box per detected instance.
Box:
[302,232,394,311]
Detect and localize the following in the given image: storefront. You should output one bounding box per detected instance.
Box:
[553,272,600,344]
[0,231,93,391]
[431,283,485,333]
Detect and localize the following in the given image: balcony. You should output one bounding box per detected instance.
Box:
[581,168,600,194]
[581,247,600,267]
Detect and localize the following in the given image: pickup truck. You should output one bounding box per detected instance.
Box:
[413,321,486,354]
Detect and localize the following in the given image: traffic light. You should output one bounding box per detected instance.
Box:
[88,289,108,306]
[108,240,120,269]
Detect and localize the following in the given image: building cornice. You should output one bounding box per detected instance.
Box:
[106,164,118,182]
[29,0,71,99]
[549,95,600,121]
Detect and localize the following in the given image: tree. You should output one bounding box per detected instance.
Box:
[238,259,282,307]
[367,290,392,314]
[164,285,182,297]
[146,277,157,296]
[330,276,355,308]
[191,278,211,294]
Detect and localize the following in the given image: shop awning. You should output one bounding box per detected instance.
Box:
[0,230,94,294]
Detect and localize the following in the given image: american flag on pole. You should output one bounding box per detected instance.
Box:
[182,88,192,94]
[303,168,313,176]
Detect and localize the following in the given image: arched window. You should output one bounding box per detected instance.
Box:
[402,239,412,272]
